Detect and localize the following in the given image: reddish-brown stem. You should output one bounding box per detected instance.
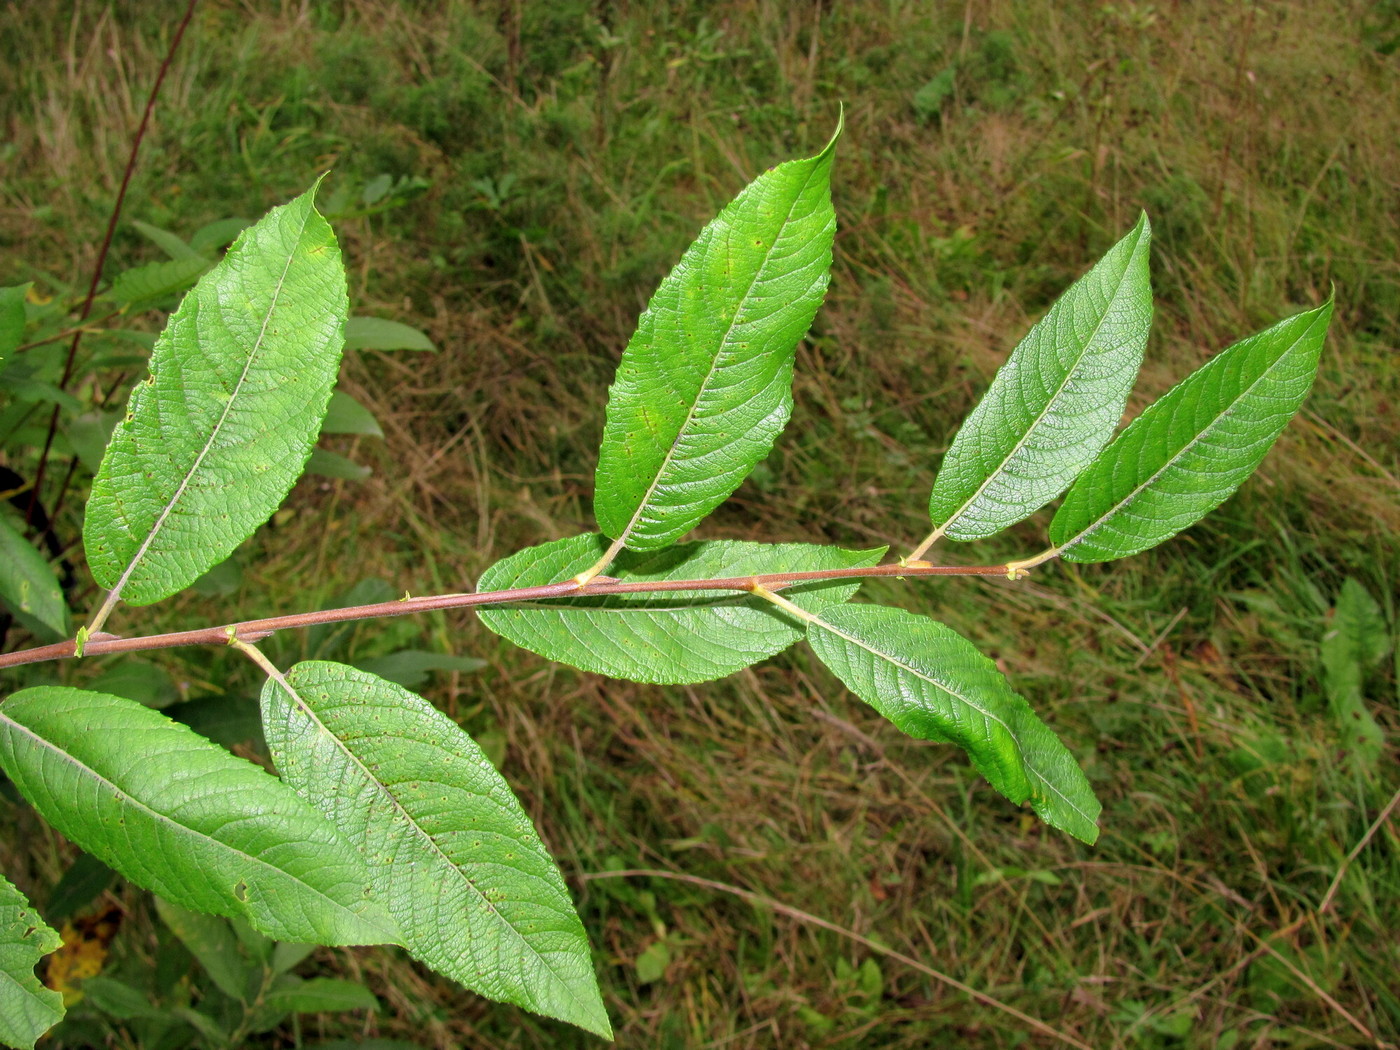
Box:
[29,0,201,526]
[0,561,1017,670]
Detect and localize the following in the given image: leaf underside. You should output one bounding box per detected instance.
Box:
[0,688,396,946]
[594,123,840,552]
[929,213,1153,541]
[84,185,348,607]
[806,605,1100,843]
[1050,301,1332,562]
[0,874,63,1050]
[261,662,610,1038]
[477,533,885,684]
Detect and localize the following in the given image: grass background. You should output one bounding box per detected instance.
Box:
[2,0,1398,1047]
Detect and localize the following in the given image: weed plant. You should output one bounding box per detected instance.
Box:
[1,2,1397,1048]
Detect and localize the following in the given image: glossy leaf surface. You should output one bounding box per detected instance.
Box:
[594,123,840,551]
[478,532,883,684]
[261,662,609,1037]
[0,874,63,1050]
[1050,302,1332,562]
[0,688,396,945]
[806,605,1100,843]
[928,214,1152,541]
[85,185,347,607]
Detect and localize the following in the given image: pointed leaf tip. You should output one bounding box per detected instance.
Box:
[262,663,611,1037]
[927,213,1153,543]
[593,135,839,551]
[806,605,1100,843]
[84,184,349,608]
[1050,299,1333,562]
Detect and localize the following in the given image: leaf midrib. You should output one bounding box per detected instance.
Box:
[0,710,360,920]
[106,211,308,605]
[613,162,824,549]
[270,674,593,1014]
[937,226,1146,533]
[1062,316,1317,552]
[812,615,1018,747]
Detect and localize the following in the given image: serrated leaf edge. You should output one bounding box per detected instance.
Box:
[93,198,321,619]
[928,214,1151,546]
[261,665,605,1029]
[1052,302,1331,561]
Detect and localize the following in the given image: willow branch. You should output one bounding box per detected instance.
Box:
[0,560,1019,670]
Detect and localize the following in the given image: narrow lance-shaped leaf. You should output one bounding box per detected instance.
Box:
[0,873,63,1050]
[594,118,841,552]
[805,605,1100,843]
[0,516,68,641]
[926,214,1152,542]
[478,533,884,684]
[0,688,398,946]
[84,184,347,608]
[261,662,611,1038]
[1049,301,1333,562]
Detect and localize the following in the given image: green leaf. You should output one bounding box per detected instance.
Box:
[0,283,30,364]
[927,214,1152,541]
[108,255,213,306]
[0,873,64,1050]
[0,688,398,946]
[306,448,371,481]
[265,976,379,1014]
[153,898,249,1000]
[62,410,120,473]
[343,316,436,352]
[190,217,252,255]
[77,976,164,1021]
[0,516,68,641]
[593,120,841,552]
[130,220,204,261]
[477,532,884,684]
[353,650,487,689]
[1049,301,1333,562]
[1321,579,1389,774]
[260,662,611,1038]
[804,605,1100,843]
[45,853,117,924]
[270,941,316,975]
[323,390,383,436]
[84,185,348,607]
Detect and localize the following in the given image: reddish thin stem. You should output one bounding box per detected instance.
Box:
[29,0,201,526]
[0,561,1015,670]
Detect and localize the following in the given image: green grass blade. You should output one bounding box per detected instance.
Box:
[0,688,397,946]
[926,214,1152,542]
[478,533,885,684]
[84,185,347,608]
[0,874,63,1050]
[805,605,1100,843]
[260,662,610,1038]
[0,516,68,641]
[594,120,841,552]
[1049,301,1333,562]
